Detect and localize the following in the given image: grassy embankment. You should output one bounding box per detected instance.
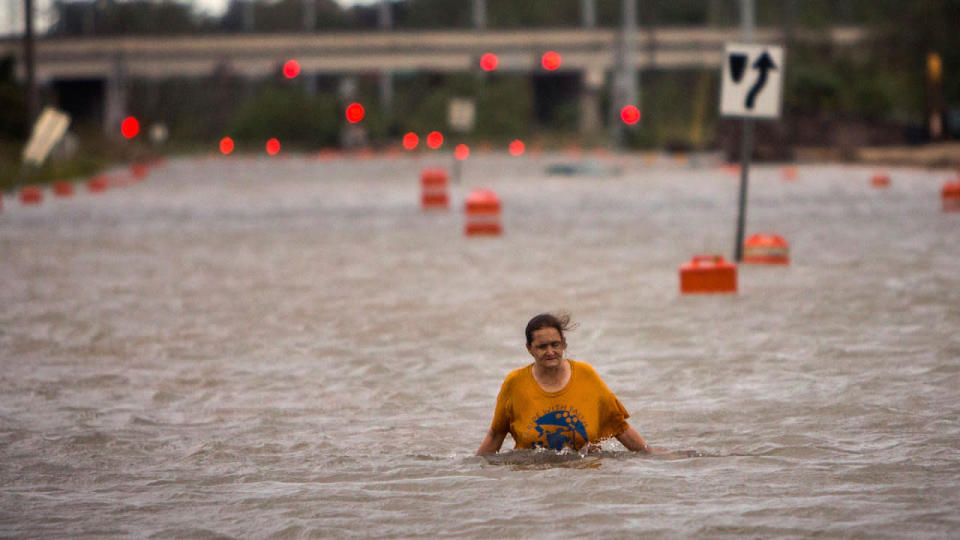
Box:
[0,133,151,193]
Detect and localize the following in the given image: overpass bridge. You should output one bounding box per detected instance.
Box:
[1,26,865,136]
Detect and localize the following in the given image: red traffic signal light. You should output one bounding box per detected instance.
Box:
[345,103,365,123]
[426,131,444,149]
[219,137,234,155]
[266,138,280,155]
[402,132,419,150]
[480,53,499,72]
[541,51,562,71]
[620,105,641,125]
[121,116,140,139]
[283,60,300,79]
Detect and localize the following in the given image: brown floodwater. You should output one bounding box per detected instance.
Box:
[1,152,958,538]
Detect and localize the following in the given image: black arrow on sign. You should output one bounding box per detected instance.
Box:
[745,51,777,109]
[729,53,748,83]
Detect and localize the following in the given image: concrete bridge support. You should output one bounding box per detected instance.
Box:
[104,53,127,139]
[580,67,604,136]
[379,71,393,117]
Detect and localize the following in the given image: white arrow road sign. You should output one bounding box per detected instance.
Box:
[721,43,784,119]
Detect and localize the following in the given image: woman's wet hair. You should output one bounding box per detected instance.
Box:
[525,312,577,345]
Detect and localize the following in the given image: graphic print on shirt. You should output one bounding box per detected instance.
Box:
[529,405,589,450]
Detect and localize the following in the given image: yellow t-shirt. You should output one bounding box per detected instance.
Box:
[490,359,630,451]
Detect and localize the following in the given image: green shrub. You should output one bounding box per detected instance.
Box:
[476,76,533,138]
[230,86,340,148]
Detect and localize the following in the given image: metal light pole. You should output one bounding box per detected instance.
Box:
[623,0,638,109]
[610,0,638,149]
[378,0,391,30]
[378,0,393,115]
[23,0,38,125]
[302,0,315,31]
[242,0,255,32]
[581,0,596,28]
[733,0,754,263]
[472,0,486,31]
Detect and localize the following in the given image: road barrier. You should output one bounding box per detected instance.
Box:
[679,255,737,294]
[19,186,43,205]
[943,180,960,212]
[743,233,790,265]
[465,189,502,236]
[871,172,890,188]
[53,181,74,197]
[420,168,449,210]
[87,176,109,193]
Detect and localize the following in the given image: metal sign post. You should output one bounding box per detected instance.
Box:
[720,0,785,263]
[734,119,753,262]
[448,98,476,184]
[735,0,753,263]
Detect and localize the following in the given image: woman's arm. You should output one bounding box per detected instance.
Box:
[615,425,651,452]
[476,428,508,455]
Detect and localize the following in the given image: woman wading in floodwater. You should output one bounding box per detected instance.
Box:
[477,312,659,455]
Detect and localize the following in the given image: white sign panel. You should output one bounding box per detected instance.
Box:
[448,98,476,132]
[720,43,784,119]
[22,107,71,166]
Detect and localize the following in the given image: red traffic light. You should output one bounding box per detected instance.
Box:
[455,143,470,161]
[402,132,419,150]
[345,103,365,123]
[266,138,280,155]
[541,51,562,71]
[620,105,641,125]
[508,139,525,156]
[121,116,140,139]
[426,131,444,149]
[480,53,499,72]
[219,137,234,155]
[283,60,300,79]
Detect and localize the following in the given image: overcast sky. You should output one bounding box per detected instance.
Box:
[0,0,378,36]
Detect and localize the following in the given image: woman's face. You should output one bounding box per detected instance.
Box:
[527,327,566,370]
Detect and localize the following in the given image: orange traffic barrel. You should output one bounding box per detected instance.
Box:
[352,147,374,160]
[87,176,109,193]
[679,255,737,294]
[420,168,449,210]
[316,149,340,161]
[871,172,890,188]
[564,145,583,158]
[743,233,789,265]
[720,163,740,176]
[131,162,149,180]
[53,181,74,197]
[19,186,43,205]
[943,180,960,212]
[465,189,502,236]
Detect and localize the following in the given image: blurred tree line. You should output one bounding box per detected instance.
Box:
[4,0,958,156]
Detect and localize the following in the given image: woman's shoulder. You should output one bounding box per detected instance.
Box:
[502,364,532,386]
[568,359,602,379]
